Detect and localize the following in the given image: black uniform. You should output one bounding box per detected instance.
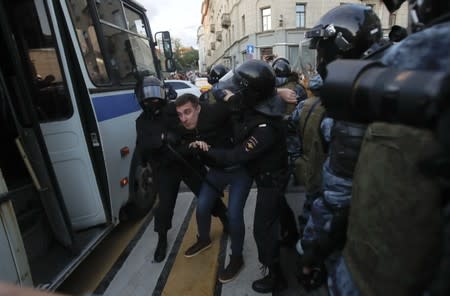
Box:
[135,103,227,233]
[206,110,288,266]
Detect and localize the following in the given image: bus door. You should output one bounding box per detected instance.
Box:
[63,0,166,219]
[6,0,107,230]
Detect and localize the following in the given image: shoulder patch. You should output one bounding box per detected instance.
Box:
[245,136,259,152]
[258,123,267,127]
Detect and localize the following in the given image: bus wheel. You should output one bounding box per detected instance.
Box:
[125,152,157,220]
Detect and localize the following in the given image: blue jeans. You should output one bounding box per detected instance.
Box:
[197,167,252,256]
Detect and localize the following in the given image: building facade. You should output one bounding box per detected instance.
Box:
[197,0,408,73]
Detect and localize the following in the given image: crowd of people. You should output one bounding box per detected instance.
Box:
[133,0,450,295]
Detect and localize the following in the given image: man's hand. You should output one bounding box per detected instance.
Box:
[278,88,297,104]
[222,89,234,102]
[189,140,210,151]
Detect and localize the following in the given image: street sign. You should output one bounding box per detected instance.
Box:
[246,44,255,54]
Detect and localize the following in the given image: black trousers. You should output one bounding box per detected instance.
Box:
[280,167,298,239]
[253,174,283,266]
[154,161,227,233]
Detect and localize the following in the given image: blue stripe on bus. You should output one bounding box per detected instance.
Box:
[92,93,141,122]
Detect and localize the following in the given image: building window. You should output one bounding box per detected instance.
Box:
[288,46,299,69]
[242,15,246,36]
[260,47,273,61]
[261,7,271,31]
[389,12,397,26]
[296,4,305,28]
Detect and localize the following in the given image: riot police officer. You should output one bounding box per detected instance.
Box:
[134,76,228,263]
[271,57,305,247]
[295,4,383,291]
[202,59,289,293]
[272,57,307,113]
[323,1,450,295]
[199,64,229,103]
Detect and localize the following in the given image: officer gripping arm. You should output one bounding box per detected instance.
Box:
[203,124,276,167]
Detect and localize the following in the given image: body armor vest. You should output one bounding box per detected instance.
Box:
[296,97,327,194]
[344,123,442,295]
[329,120,366,178]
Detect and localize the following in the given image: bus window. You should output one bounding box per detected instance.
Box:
[68,0,157,86]
[97,2,157,84]
[100,24,156,84]
[13,0,73,122]
[95,0,127,29]
[66,0,110,85]
[124,6,148,37]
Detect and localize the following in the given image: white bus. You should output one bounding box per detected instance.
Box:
[0,0,173,289]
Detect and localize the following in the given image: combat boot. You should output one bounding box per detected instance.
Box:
[252,263,287,293]
[154,231,167,263]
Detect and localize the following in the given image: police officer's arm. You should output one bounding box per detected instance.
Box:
[204,124,276,166]
[277,88,297,104]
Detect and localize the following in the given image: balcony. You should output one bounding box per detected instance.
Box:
[216,31,222,42]
[210,42,216,50]
[210,24,215,33]
[221,13,231,29]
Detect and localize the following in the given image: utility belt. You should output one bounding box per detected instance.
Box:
[330,122,367,178]
[206,163,243,172]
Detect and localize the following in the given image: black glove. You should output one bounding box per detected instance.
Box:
[211,84,227,102]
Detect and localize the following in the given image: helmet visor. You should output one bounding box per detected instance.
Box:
[216,70,245,94]
[142,85,165,100]
[299,39,318,74]
[304,24,337,49]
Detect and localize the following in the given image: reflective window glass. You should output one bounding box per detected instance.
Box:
[13,0,73,121]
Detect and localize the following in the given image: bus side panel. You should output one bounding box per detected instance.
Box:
[92,91,140,221]
[40,121,107,230]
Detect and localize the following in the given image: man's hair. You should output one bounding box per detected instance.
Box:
[175,93,199,108]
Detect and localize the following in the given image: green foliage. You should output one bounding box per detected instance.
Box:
[173,38,199,71]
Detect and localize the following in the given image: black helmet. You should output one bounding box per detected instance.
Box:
[272,57,291,78]
[217,60,276,109]
[383,0,450,31]
[305,4,382,77]
[208,64,228,85]
[135,76,166,110]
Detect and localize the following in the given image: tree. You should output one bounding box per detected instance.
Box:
[173,38,199,72]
